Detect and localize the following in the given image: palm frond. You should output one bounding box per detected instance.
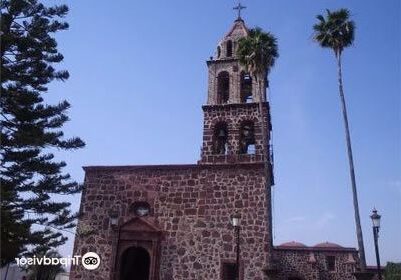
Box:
[236,27,279,78]
[312,8,355,54]
[316,14,325,23]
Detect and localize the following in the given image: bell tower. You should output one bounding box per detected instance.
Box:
[199,18,272,167]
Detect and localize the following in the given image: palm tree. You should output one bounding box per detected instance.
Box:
[313,9,367,270]
[237,27,278,174]
[237,28,278,271]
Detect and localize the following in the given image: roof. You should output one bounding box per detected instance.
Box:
[224,18,249,39]
[277,241,307,248]
[83,162,264,172]
[275,241,356,252]
[313,242,343,249]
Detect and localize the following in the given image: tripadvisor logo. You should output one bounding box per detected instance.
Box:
[15,252,101,270]
[81,252,100,270]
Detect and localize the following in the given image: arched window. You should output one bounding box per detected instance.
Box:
[213,122,228,155]
[130,201,151,217]
[239,121,256,154]
[217,46,221,58]
[240,72,253,103]
[217,71,230,104]
[226,40,233,57]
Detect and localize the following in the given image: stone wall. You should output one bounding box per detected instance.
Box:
[206,59,263,105]
[200,103,271,165]
[71,163,272,280]
[274,248,359,280]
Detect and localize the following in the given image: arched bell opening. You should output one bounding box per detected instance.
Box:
[239,121,256,154]
[226,40,233,57]
[240,72,253,103]
[213,122,228,155]
[217,71,230,104]
[120,246,150,280]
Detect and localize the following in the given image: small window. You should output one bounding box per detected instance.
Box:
[217,46,221,58]
[226,40,233,57]
[222,262,237,280]
[326,256,336,271]
[130,201,151,217]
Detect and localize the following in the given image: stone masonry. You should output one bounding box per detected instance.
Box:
[71,164,271,279]
[200,103,271,164]
[273,242,360,280]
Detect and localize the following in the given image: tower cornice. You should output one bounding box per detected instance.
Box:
[206,57,238,66]
[202,102,269,111]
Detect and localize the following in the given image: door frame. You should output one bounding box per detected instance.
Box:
[113,217,162,280]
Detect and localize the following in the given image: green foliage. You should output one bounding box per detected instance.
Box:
[27,250,65,280]
[313,8,355,56]
[237,27,279,80]
[385,262,401,280]
[1,0,85,266]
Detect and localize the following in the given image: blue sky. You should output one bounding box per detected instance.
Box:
[46,0,400,264]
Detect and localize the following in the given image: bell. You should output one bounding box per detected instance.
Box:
[218,129,226,137]
[242,126,253,137]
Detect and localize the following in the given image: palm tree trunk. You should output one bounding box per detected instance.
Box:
[256,76,274,266]
[336,52,367,270]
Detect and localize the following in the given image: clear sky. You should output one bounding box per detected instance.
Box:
[47,0,400,265]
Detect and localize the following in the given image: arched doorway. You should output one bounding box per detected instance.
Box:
[120,247,150,280]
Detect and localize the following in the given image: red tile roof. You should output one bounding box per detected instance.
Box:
[313,242,343,248]
[274,241,356,252]
[278,241,307,248]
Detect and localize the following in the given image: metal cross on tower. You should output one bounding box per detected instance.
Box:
[233,1,246,20]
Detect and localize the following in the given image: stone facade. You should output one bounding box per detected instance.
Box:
[199,103,271,164]
[200,18,271,167]
[207,19,268,105]
[273,242,360,280]
[71,164,271,279]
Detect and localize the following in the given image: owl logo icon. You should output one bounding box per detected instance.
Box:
[82,252,100,270]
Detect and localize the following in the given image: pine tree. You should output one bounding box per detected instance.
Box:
[1,0,85,266]
[27,250,66,280]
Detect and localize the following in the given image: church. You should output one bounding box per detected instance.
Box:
[71,12,372,280]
